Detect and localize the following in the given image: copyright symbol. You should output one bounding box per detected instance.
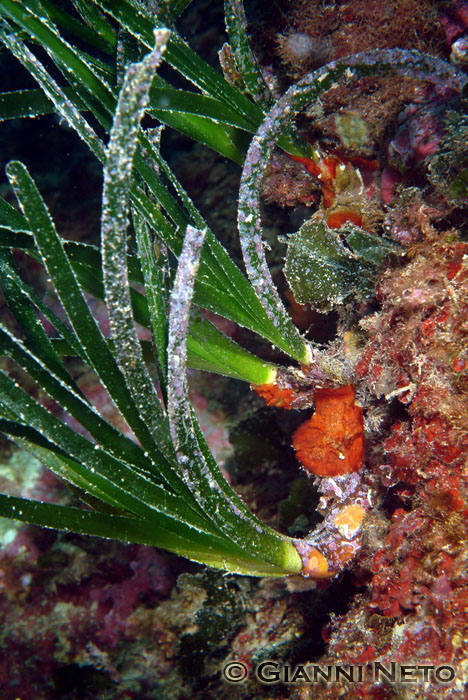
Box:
[223,661,248,683]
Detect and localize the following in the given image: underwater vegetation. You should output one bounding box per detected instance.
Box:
[0,0,468,697]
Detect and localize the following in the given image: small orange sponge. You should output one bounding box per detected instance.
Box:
[292,385,364,476]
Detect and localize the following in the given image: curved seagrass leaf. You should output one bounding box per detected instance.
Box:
[167,224,301,573]
[238,48,467,353]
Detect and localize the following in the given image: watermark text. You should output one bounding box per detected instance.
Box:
[222,660,456,685]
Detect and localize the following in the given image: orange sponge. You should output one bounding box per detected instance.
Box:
[293,385,364,476]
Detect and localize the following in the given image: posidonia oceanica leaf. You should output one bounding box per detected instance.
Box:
[133,208,170,382]
[0,324,166,481]
[4,160,191,498]
[0,374,218,533]
[166,225,301,574]
[88,0,262,125]
[0,27,305,360]
[0,491,293,575]
[70,0,117,49]
[0,255,87,395]
[30,0,116,53]
[0,225,279,384]
[224,0,273,109]
[100,29,174,461]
